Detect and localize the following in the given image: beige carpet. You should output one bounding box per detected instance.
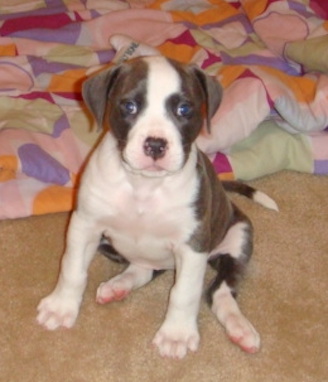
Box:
[1,171,327,382]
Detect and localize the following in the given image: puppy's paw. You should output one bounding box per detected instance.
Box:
[152,323,200,359]
[37,293,80,330]
[96,278,132,304]
[225,313,260,354]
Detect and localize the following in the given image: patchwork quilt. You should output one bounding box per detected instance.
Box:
[0,0,328,219]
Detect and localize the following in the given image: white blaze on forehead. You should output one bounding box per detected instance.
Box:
[142,57,181,110]
[123,57,188,175]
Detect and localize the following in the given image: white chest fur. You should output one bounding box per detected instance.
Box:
[78,134,200,270]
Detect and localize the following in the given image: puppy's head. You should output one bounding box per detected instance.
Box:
[83,56,222,177]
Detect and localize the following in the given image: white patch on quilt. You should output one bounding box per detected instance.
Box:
[197,77,270,153]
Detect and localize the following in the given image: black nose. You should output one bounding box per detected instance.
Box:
[143,137,167,160]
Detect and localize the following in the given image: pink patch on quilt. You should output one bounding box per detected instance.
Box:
[0,62,34,92]
[253,12,308,56]
[0,181,29,219]
[310,131,328,161]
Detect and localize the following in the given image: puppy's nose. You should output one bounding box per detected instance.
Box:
[143,137,167,160]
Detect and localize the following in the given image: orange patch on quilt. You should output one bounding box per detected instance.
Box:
[33,185,75,215]
[0,155,18,182]
[219,66,247,88]
[172,2,238,26]
[158,42,199,63]
[146,0,169,9]
[260,66,316,102]
[0,44,16,56]
[242,0,268,20]
[218,172,234,181]
[48,68,88,93]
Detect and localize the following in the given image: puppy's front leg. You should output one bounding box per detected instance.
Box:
[152,245,207,359]
[37,211,100,330]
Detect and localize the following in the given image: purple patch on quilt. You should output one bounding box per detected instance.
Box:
[288,0,314,18]
[203,14,253,34]
[178,20,198,30]
[212,152,233,175]
[18,144,70,185]
[90,9,101,18]
[52,115,70,138]
[8,22,81,44]
[29,56,81,77]
[97,49,116,65]
[220,51,299,75]
[45,0,67,8]
[314,160,328,175]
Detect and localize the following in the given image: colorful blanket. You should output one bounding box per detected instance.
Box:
[0,0,328,219]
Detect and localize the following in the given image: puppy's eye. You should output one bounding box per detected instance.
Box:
[122,100,138,115]
[176,102,192,117]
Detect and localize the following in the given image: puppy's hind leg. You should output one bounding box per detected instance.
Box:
[207,214,260,353]
[96,263,165,304]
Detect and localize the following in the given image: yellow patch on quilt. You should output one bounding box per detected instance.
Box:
[33,185,75,215]
[0,155,18,182]
[48,44,94,66]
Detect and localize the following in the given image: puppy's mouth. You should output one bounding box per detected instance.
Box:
[122,158,174,177]
[121,148,182,177]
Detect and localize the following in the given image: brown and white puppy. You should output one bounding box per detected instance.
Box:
[37,56,277,359]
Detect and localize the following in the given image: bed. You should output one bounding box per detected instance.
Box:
[0,0,327,219]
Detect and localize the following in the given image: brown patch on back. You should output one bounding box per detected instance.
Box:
[188,150,233,253]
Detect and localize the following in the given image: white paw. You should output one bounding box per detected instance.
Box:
[36,293,80,330]
[96,277,132,304]
[152,323,200,359]
[225,313,260,353]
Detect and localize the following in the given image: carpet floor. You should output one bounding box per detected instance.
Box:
[1,171,327,382]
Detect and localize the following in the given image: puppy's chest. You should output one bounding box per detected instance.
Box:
[107,184,195,238]
[99,181,198,268]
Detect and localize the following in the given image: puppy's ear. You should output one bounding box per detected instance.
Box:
[82,65,121,129]
[193,68,222,133]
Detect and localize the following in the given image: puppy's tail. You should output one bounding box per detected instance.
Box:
[222,181,279,211]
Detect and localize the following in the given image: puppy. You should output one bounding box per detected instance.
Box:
[37,56,277,359]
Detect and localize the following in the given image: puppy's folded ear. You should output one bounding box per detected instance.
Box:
[193,68,223,133]
[82,65,121,129]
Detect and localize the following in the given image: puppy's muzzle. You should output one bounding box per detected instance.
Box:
[143,137,168,160]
